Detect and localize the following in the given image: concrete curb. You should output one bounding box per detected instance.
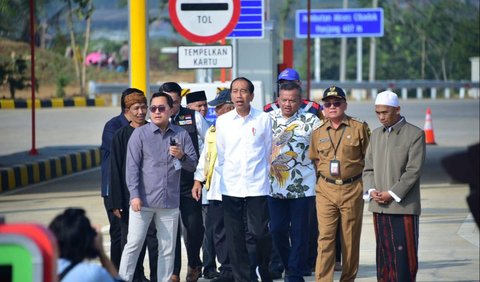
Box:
[0,147,101,192]
[0,97,105,109]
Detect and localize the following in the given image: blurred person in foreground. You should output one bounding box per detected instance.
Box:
[49,208,122,282]
[363,91,426,282]
[192,89,236,282]
[118,92,198,282]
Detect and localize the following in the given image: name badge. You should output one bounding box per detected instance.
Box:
[330,160,340,176]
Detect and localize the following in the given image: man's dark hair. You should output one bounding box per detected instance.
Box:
[49,208,98,263]
[230,77,254,94]
[151,92,174,108]
[121,88,144,111]
[159,82,182,97]
[280,81,302,96]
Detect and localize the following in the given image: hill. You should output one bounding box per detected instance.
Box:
[0,38,194,100]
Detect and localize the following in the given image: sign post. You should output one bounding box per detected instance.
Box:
[169,0,241,43]
[178,45,233,69]
[296,8,384,38]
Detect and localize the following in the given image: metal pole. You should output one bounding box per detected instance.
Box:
[232,39,238,78]
[307,0,311,99]
[339,0,348,82]
[368,0,378,83]
[314,38,321,82]
[356,37,362,82]
[129,0,149,98]
[29,0,38,155]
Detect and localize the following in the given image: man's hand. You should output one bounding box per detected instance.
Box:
[112,208,122,218]
[170,143,185,160]
[131,198,142,212]
[373,191,393,204]
[192,180,202,201]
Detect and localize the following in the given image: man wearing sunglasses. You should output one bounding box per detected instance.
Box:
[160,82,209,282]
[119,92,198,282]
[309,86,370,282]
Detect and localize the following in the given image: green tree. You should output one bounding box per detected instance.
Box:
[64,0,94,96]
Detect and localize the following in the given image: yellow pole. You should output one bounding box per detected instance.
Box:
[129,0,149,98]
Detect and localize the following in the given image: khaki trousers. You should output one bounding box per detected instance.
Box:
[315,178,364,282]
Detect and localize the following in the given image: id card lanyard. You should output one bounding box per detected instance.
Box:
[327,126,346,176]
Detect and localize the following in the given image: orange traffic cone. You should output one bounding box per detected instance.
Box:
[424,107,437,145]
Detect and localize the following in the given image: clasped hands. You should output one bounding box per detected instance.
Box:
[370,190,393,205]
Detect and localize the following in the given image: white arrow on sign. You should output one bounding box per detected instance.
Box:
[169,0,241,43]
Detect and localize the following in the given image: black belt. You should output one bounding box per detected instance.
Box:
[318,173,362,185]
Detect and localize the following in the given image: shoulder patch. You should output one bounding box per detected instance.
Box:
[313,119,325,131]
[350,116,366,124]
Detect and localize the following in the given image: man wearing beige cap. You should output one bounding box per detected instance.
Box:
[363,91,426,282]
[309,86,370,282]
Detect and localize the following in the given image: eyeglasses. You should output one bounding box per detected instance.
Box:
[149,105,167,113]
[324,101,343,108]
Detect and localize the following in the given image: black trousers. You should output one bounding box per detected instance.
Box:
[208,200,231,274]
[104,197,122,269]
[202,204,217,274]
[223,195,272,282]
[173,196,204,274]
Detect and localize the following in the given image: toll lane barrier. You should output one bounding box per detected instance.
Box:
[0,97,105,109]
[0,148,101,192]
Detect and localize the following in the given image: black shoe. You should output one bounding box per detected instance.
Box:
[269,270,283,280]
[204,270,220,279]
[212,276,234,282]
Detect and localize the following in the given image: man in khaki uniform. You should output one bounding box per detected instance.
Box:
[309,86,370,282]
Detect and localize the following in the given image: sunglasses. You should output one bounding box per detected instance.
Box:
[323,101,343,108]
[149,105,167,113]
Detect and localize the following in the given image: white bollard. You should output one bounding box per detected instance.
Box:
[459,87,465,99]
[430,87,437,99]
[401,88,408,100]
[416,87,423,99]
[371,88,378,100]
[444,88,451,99]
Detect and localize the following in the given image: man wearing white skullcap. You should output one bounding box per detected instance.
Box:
[363,90,426,282]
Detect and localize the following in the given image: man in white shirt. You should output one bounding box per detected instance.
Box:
[215,77,273,282]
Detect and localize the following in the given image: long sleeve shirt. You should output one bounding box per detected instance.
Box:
[215,107,272,197]
[126,122,197,209]
[100,113,129,197]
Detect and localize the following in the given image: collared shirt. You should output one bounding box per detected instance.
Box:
[309,115,370,181]
[216,107,272,197]
[126,122,197,209]
[100,113,129,197]
[269,109,321,198]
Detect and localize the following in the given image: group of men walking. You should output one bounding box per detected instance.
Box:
[100,68,426,282]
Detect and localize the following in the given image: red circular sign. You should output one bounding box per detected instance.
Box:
[169,0,241,43]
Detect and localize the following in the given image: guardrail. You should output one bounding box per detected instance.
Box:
[311,80,479,100]
[89,80,480,104]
